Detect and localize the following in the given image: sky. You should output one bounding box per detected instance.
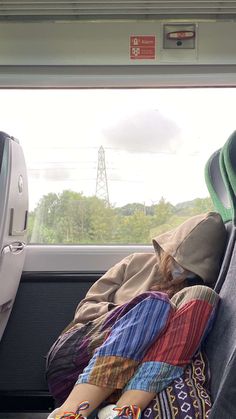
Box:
[0,88,236,210]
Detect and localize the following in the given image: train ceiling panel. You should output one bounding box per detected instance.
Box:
[1,1,236,21]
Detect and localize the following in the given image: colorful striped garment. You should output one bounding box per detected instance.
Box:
[46,285,219,417]
[76,286,218,393]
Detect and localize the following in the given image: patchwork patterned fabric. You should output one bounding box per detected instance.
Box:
[143,351,212,419]
[78,292,172,388]
[46,286,218,413]
[46,291,170,403]
[77,287,218,394]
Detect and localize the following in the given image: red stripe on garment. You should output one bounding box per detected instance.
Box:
[142,300,212,366]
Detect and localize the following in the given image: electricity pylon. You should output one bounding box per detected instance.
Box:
[95,146,110,206]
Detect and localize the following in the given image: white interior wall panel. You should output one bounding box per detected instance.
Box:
[0,20,236,66]
[24,245,152,272]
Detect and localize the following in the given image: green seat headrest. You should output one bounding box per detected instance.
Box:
[205,148,232,222]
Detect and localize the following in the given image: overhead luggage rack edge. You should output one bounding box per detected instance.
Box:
[1,1,236,20]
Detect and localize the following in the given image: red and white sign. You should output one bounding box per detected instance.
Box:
[130,36,156,60]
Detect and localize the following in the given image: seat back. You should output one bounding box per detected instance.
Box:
[205,148,232,223]
[206,237,236,417]
[204,131,236,416]
[220,130,236,220]
[0,132,28,341]
[205,147,234,292]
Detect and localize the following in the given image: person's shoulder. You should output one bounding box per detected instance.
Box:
[128,252,157,265]
[131,252,156,259]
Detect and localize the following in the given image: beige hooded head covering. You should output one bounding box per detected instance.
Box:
[152,212,227,284]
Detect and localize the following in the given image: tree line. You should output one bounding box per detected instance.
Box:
[28,190,214,244]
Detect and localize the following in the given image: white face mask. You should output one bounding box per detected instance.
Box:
[172,263,185,279]
[172,262,201,284]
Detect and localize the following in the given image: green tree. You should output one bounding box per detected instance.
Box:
[54,190,85,243]
[115,211,152,244]
[28,189,214,245]
[116,203,147,216]
[82,196,116,243]
[152,197,174,227]
[30,190,118,244]
[30,192,59,243]
[190,197,214,215]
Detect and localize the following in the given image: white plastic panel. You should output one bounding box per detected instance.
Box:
[0,21,236,65]
[24,244,153,272]
[2,139,28,244]
[0,134,28,340]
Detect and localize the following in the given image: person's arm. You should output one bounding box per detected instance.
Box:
[74,254,134,324]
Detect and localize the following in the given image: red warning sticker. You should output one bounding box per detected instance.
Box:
[130,36,156,59]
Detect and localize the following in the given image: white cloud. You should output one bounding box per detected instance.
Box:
[103,109,181,153]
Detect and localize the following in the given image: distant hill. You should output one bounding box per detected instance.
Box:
[117,197,214,217]
[175,197,214,215]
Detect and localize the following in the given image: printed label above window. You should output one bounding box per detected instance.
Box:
[130,36,156,60]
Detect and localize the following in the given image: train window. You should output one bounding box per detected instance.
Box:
[1,88,234,245]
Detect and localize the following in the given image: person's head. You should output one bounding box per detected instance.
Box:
[151,212,227,297]
[151,252,204,297]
